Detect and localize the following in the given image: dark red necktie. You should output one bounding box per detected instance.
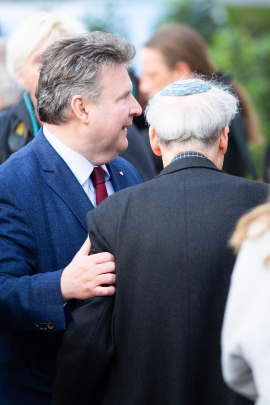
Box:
[91,167,108,206]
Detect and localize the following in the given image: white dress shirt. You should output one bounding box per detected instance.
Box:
[43,125,114,207]
[222,221,270,405]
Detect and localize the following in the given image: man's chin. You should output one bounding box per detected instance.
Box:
[100,140,129,165]
[119,137,129,153]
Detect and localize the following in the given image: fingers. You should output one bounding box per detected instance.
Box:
[93,252,115,264]
[77,237,91,257]
[93,285,116,297]
[61,244,116,302]
[95,272,116,286]
[93,261,115,276]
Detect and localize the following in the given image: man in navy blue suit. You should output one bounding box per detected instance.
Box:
[0,32,142,405]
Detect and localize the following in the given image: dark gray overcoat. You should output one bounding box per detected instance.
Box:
[53,156,269,405]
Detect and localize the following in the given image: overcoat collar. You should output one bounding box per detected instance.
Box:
[156,155,224,178]
[32,128,129,232]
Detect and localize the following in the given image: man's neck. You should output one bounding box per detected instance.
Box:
[161,146,220,169]
[45,122,83,152]
[44,123,101,164]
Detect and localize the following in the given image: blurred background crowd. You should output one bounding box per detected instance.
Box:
[0,0,270,181]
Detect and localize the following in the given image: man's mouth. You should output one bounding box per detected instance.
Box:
[122,122,132,131]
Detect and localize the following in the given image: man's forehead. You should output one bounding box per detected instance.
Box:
[100,64,132,94]
[100,63,129,80]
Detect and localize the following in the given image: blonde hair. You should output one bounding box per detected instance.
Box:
[6,11,85,81]
[229,202,270,265]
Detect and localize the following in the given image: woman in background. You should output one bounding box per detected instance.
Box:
[0,11,85,164]
[222,201,270,404]
[139,23,263,177]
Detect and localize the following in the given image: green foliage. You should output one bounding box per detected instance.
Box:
[209,26,270,138]
[228,7,270,37]
[162,0,227,42]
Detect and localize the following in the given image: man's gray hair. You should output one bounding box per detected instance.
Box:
[36,32,135,125]
[145,78,239,148]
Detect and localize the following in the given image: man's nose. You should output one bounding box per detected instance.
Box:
[130,96,142,117]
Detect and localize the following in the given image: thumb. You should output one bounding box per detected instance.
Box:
[77,236,91,256]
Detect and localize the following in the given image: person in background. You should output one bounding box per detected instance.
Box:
[52,78,268,405]
[0,11,84,162]
[0,38,23,113]
[222,202,270,404]
[0,12,157,181]
[139,23,263,178]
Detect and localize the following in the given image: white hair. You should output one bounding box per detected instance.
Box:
[0,62,24,109]
[6,11,86,81]
[145,79,239,148]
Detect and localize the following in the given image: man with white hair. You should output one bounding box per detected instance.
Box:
[53,79,268,405]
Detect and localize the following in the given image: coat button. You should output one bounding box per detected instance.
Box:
[47,322,55,330]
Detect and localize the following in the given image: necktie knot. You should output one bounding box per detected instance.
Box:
[91,167,106,187]
[90,167,108,206]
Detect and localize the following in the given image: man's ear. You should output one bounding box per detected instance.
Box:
[149,126,162,156]
[71,95,93,124]
[219,126,229,155]
[173,61,192,81]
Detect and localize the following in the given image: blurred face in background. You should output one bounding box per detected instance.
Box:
[139,47,191,98]
[18,32,66,102]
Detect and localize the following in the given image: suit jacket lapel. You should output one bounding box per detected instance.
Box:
[107,160,131,192]
[32,129,93,232]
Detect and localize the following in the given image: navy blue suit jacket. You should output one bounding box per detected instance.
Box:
[0,128,141,405]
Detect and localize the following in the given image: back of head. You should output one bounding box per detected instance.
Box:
[145,78,239,149]
[6,11,85,82]
[145,23,215,76]
[36,31,135,124]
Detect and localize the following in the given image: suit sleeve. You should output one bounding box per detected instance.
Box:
[53,211,115,405]
[0,180,66,332]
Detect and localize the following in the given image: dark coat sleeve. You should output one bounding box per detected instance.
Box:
[52,212,115,405]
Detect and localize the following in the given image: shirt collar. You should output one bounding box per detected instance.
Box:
[43,125,110,185]
[170,152,209,164]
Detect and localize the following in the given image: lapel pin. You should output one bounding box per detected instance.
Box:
[119,171,124,176]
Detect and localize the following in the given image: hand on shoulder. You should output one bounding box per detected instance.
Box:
[60,237,115,303]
